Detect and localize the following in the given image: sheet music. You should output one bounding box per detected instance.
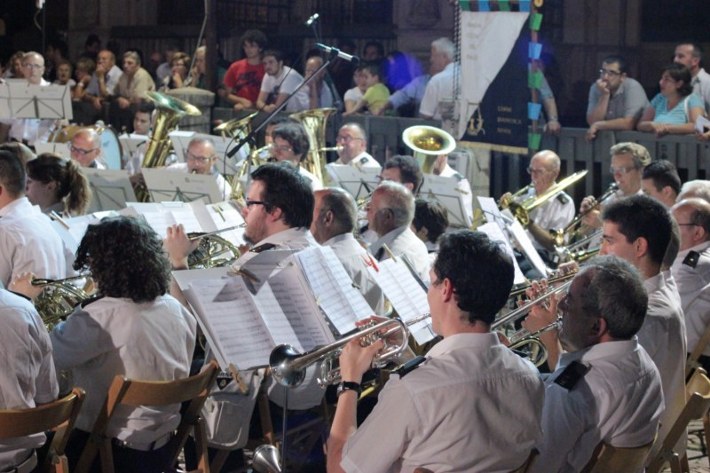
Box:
[294,247,371,335]
[505,214,549,277]
[82,168,136,213]
[126,202,178,237]
[419,174,472,227]
[164,202,203,233]
[324,164,380,201]
[368,259,435,344]
[202,201,246,246]
[266,264,335,350]
[478,222,526,285]
[253,282,306,352]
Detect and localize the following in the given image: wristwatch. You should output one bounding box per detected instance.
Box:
[336,381,362,397]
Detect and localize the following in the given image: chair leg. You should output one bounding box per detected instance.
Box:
[704,413,710,468]
[670,452,682,473]
[681,452,690,473]
[193,419,210,473]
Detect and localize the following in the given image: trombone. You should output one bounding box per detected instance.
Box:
[553,182,618,247]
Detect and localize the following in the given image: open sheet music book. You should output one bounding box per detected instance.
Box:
[122,200,245,246]
[366,258,435,345]
[419,174,473,227]
[49,211,120,254]
[325,164,380,201]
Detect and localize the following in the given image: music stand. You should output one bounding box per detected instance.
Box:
[0,80,73,120]
[82,168,136,213]
[325,164,380,201]
[419,174,472,227]
[167,130,196,163]
[118,133,149,156]
[34,142,71,159]
[142,168,222,203]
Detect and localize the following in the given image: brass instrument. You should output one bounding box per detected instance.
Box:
[270,317,413,388]
[508,318,562,367]
[499,170,588,227]
[402,125,457,173]
[492,279,573,331]
[508,270,578,300]
[252,444,282,473]
[32,275,95,329]
[230,144,273,203]
[553,182,619,247]
[213,111,258,140]
[290,108,337,185]
[187,228,242,269]
[142,92,202,169]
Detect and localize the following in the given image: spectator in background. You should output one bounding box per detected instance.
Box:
[223,29,267,111]
[79,33,101,62]
[256,49,308,113]
[71,57,96,103]
[155,40,182,85]
[419,37,456,120]
[674,42,710,114]
[342,61,389,116]
[53,59,75,87]
[2,51,25,79]
[363,41,385,62]
[329,38,358,99]
[344,67,368,113]
[161,51,190,90]
[44,38,69,83]
[637,63,704,138]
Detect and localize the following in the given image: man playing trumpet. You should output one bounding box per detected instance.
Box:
[327,230,544,473]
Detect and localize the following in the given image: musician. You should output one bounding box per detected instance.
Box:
[270,121,323,190]
[327,230,544,473]
[502,150,574,255]
[166,136,232,200]
[412,198,449,254]
[525,256,663,473]
[422,150,474,225]
[367,181,431,283]
[671,198,710,370]
[69,128,106,169]
[641,159,681,208]
[0,149,68,287]
[0,287,58,472]
[333,123,380,169]
[50,216,197,472]
[579,142,651,230]
[679,179,710,202]
[380,154,422,193]
[26,153,92,216]
[598,194,685,459]
[312,187,385,314]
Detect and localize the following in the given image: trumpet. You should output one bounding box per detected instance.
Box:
[507,270,577,300]
[270,315,428,388]
[553,183,618,247]
[508,318,562,367]
[492,279,572,331]
[319,145,343,153]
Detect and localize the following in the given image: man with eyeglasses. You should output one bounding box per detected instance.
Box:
[523,256,663,473]
[586,55,649,141]
[333,123,380,169]
[166,137,232,200]
[671,198,710,373]
[69,128,106,169]
[579,142,651,231]
[0,52,55,148]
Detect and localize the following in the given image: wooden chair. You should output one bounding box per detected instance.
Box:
[75,360,219,473]
[646,370,710,473]
[0,388,85,473]
[580,441,653,473]
[686,324,710,380]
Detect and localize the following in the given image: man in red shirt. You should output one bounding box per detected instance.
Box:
[223,30,267,110]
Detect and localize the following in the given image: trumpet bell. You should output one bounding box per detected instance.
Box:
[402,125,457,173]
[252,444,282,473]
[270,344,307,388]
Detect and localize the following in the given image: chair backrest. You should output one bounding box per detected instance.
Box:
[580,441,654,473]
[0,388,85,472]
[687,323,710,379]
[76,361,219,473]
[646,370,710,473]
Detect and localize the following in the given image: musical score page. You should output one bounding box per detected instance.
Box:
[294,246,371,335]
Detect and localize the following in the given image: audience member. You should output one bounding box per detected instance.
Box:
[419,38,456,120]
[256,49,308,113]
[342,61,389,116]
[343,66,368,113]
[305,54,336,109]
[674,42,710,113]
[223,30,267,110]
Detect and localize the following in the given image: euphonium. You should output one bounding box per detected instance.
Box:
[402,125,456,173]
[290,107,337,185]
[32,275,95,329]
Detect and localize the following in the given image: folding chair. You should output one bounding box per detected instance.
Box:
[647,370,710,473]
[580,441,653,473]
[0,388,85,473]
[75,360,219,473]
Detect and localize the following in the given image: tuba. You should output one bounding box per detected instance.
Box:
[141,92,202,169]
[402,125,457,174]
[290,108,337,185]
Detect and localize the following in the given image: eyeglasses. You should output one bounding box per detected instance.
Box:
[527,167,547,175]
[336,135,362,143]
[70,145,98,156]
[677,222,700,227]
[609,165,638,175]
[599,68,621,77]
[245,199,268,208]
[22,63,44,70]
[272,144,293,153]
[186,153,215,164]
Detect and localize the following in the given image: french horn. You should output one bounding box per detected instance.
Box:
[32,275,95,329]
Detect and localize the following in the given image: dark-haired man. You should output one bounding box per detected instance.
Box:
[641,160,681,208]
[674,42,710,113]
[271,121,323,189]
[380,155,422,193]
[0,149,68,287]
[224,29,267,110]
[327,230,544,473]
[527,256,663,473]
[256,49,308,113]
[586,55,649,140]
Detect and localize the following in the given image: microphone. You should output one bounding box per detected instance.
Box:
[316,43,360,64]
[305,13,320,26]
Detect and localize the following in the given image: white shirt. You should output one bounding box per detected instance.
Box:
[343,86,364,104]
[322,233,385,314]
[166,162,233,201]
[431,163,474,225]
[341,333,544,473]
[692,68,710,114]
[419,62,458,120]
[671,241,710,356]
[86,64,123,97]
[260,66,309,112]
[298,165,323,191]
[0,290,58,470]
[0,197,69,287]
[51,295,197,445]
[334,151,381,170]
[532,339,664,473]
[369,225,431,284]
[517,186,575,250]
[638,271,686,458]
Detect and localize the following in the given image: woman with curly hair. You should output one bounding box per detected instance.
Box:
[26,153,92,216]
[50,216,197,472]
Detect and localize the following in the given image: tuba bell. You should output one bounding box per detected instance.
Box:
[402,125,457,174]
[290,107,337,185]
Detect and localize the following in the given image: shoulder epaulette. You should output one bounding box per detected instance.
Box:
[393,355,427,378]
[553,360,589,391]
[556,193,570,205]
[249,243,278,254]
[683,250,700,269]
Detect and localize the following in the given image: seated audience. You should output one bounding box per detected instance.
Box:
[342,61,390,116]
[343,67,367,114]
[223,29,267,110]
[419,37,456,120]
[256,49,308,113]
[160,51,190,90]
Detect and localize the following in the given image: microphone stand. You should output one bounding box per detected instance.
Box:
[225,49,342,160]
[308,17,344,112]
